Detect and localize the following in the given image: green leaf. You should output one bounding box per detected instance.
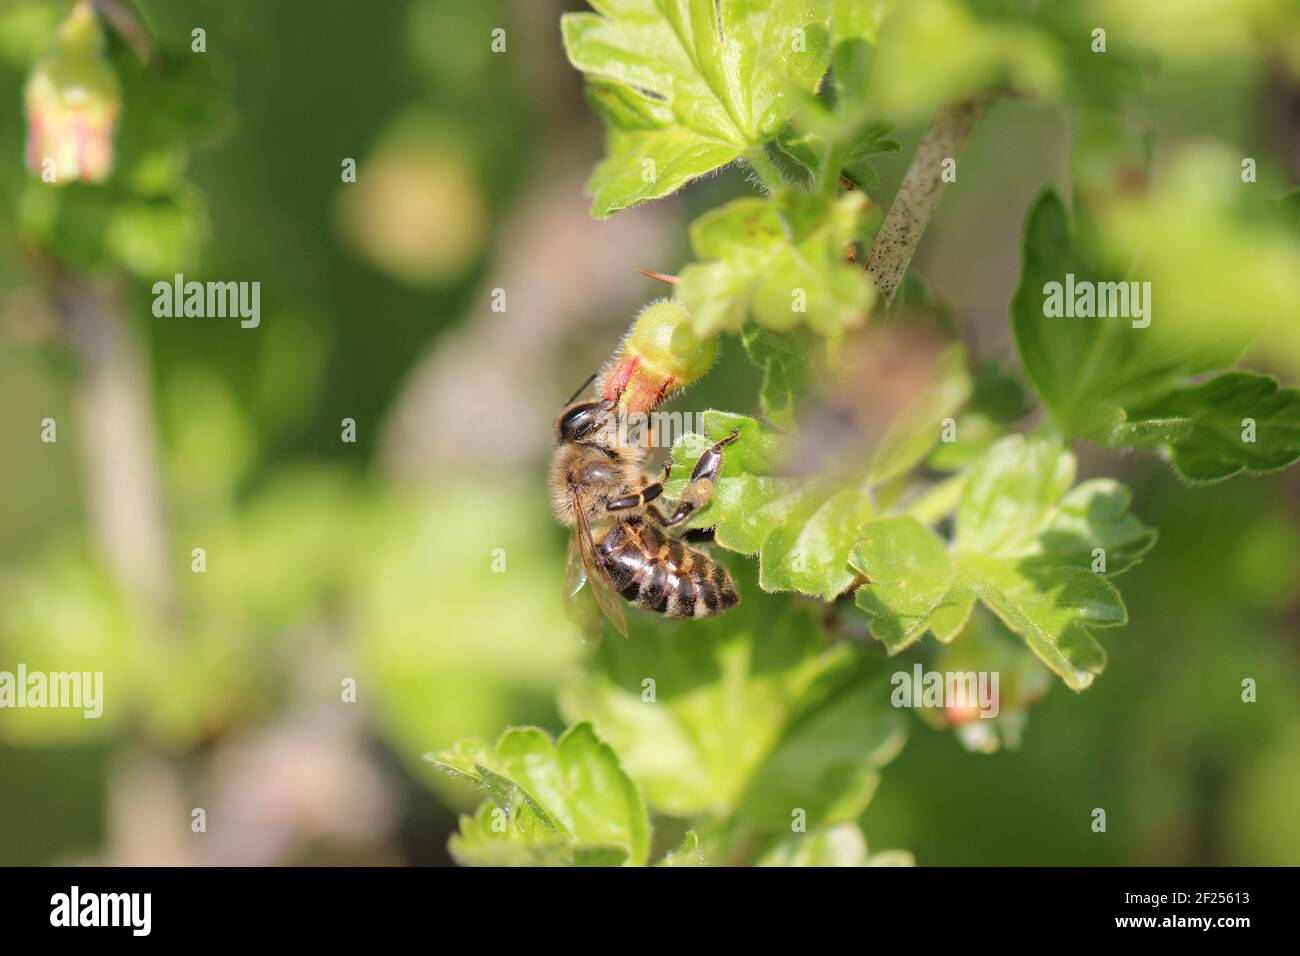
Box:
[741,324,814,429]
[756,481,875,599]
[657,829,705,866]
[735,659,904,829]
[581,117,746,219]
[427,722,650,866]
[851,436,1154,690]
[864,0,1060,121]
[664,410,878,601]
[447,803,628,867]
[677,189,877,337]
[1013,186,1300,483]
[851,516,956,652]
[1107,372,1300,483]
[774,114,899,192]
[562,0,832,216]
[560,565,906,829]
[1011,190,1212,436]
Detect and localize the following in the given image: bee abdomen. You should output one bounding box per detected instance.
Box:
[677,557,739,619]
[603,525,738,619]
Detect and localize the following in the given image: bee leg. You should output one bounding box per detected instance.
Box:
[664,429,739,527]
[605,460,673,513]
[682,525,718,543]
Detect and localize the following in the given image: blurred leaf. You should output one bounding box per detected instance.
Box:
[560,566,906,829]
[756,822,885,866]
[865,0,1059,121]
[1096,0,1300,70]
[1011,190,1226,436]
[926,361,1030,471]
[741,324,814,429]
[352,480,579,784]
[1014,185,1300,483]
[0,542,135,744]
[562,0,832,216]
[735,657,903,828]
[930,616,1052,754]
[868,345,971,483]
[676,189,876,338]
[428,723,649,867]
[1092,146,1300,387]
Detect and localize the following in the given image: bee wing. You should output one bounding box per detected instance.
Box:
[563,532,604,644]
[568,485,629,639]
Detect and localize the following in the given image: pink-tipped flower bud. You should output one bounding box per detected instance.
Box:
[600,300,718,415]
[24,0,121,185]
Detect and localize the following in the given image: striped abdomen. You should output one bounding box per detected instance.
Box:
[598,519,739,619]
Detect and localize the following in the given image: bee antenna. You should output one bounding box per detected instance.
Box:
[565,372,598,405]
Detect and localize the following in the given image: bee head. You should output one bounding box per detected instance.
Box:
[556,400,613,444]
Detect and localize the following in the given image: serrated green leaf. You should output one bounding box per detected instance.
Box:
[585,127,745,218]
[757,481,875,599]
[448,803,629,867]
[676,189,877,337]
[562,0,832,216]
[851,436,1153,689]
[852,516,955,652]
[427,722,649,866]
[1106,371,1300,483]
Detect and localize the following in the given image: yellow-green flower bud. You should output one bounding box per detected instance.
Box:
[600,299,718,414]
[24,0,122,185]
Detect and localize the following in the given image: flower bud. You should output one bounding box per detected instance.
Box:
[600,300,718,415]
[24,0,122,185]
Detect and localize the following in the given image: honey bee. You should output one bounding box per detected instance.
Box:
[550,385,740,639]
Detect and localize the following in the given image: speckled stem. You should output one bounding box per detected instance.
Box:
[865,94,996,306]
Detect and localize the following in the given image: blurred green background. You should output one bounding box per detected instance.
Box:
[0,0,1298,866]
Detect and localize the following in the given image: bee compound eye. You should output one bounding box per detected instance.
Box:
[558,403,600,440]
